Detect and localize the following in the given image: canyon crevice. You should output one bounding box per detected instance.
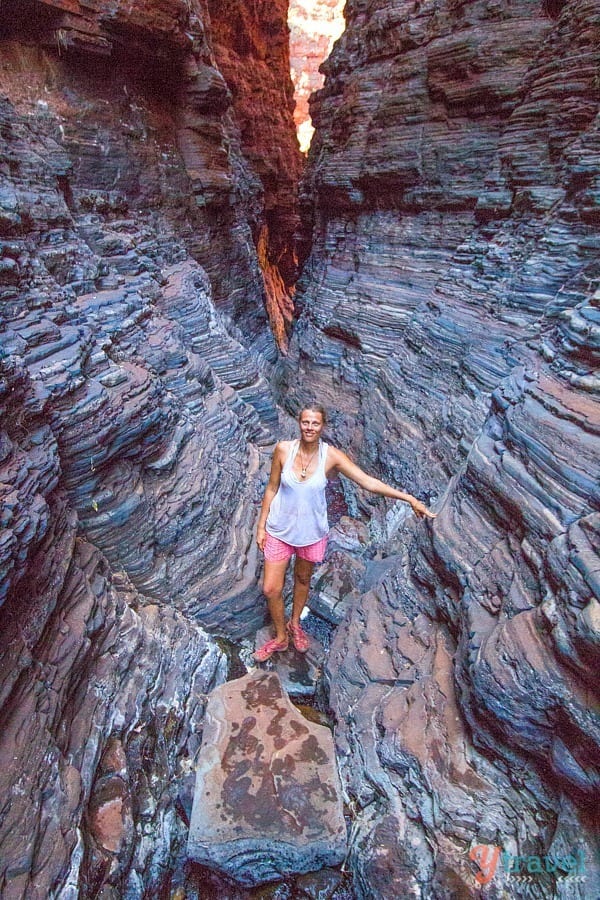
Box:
[1,0,599,898]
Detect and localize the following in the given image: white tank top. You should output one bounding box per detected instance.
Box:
[265,440,329,546]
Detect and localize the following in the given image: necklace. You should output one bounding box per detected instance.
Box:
[298,442,318,478]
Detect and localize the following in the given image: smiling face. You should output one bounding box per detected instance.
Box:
[298,408,325,445]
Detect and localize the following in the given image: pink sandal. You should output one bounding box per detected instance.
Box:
[253,636,289,663]
[287,621,309,653]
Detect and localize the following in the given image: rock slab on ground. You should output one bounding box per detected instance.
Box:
[187,670,346,886]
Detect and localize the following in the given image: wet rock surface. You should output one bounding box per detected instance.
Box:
[188,670,347,886]
[254,626,326,697]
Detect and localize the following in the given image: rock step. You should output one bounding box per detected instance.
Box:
[253,626,325,697]
[187,670,347,887]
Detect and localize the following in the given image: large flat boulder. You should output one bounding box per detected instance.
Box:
[187,670,347,885]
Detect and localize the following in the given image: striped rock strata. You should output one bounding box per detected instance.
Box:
[207,0,305,348]
[280,0,600,896]
[0,0,300,895]
[0,87,273,634]
[0,360,227,897]
[2,0,301,349]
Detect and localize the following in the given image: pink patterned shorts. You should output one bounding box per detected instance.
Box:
[263,532,328,563]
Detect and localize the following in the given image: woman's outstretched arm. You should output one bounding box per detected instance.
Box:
[329,447,436,519]
[256,442,285,549]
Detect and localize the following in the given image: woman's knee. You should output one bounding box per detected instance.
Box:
[262,559,288,602]
[263,580,283,602]
[294,567,312,588]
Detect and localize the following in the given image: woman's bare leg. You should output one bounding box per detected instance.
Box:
[290,557,315,626]
[263,558,290,642]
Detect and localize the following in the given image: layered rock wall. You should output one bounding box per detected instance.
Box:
[287,0,599,491]
[0,359,227,897]
[0,24,275,628]
[282,0,600,894]
[288,0,346,153]
[2,0,599,894]
[0,1,299,894]
[1,0,277,342]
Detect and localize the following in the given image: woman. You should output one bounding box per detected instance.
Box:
[254,404,436,662]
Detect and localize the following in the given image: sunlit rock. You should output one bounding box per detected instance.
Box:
[282,0,600,892]
[288,0,346,153]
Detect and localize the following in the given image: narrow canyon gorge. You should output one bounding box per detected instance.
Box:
[0,1,598,898]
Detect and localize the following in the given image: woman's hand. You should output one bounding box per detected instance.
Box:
[256,524,267,551]
[410,498,436,519]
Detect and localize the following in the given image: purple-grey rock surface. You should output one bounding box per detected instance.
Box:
[1,0,600,896]
[0,360,228,898]
[278,0,600,896]
[0,1,300,896]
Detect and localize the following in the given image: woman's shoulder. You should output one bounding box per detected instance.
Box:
[324,444,355,474]
[274,439,295,456]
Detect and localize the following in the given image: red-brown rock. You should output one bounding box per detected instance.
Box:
[206,0,305,348]
[188,670,347,885]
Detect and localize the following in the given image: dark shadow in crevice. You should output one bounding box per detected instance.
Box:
[543,0,567,20]
[0,0,186,105]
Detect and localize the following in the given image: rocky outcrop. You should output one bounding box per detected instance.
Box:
[1,0,280,348]
[188,670,347,885]
[0,359,227,897]
[281,0,600,894]
[0,81,274,633]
